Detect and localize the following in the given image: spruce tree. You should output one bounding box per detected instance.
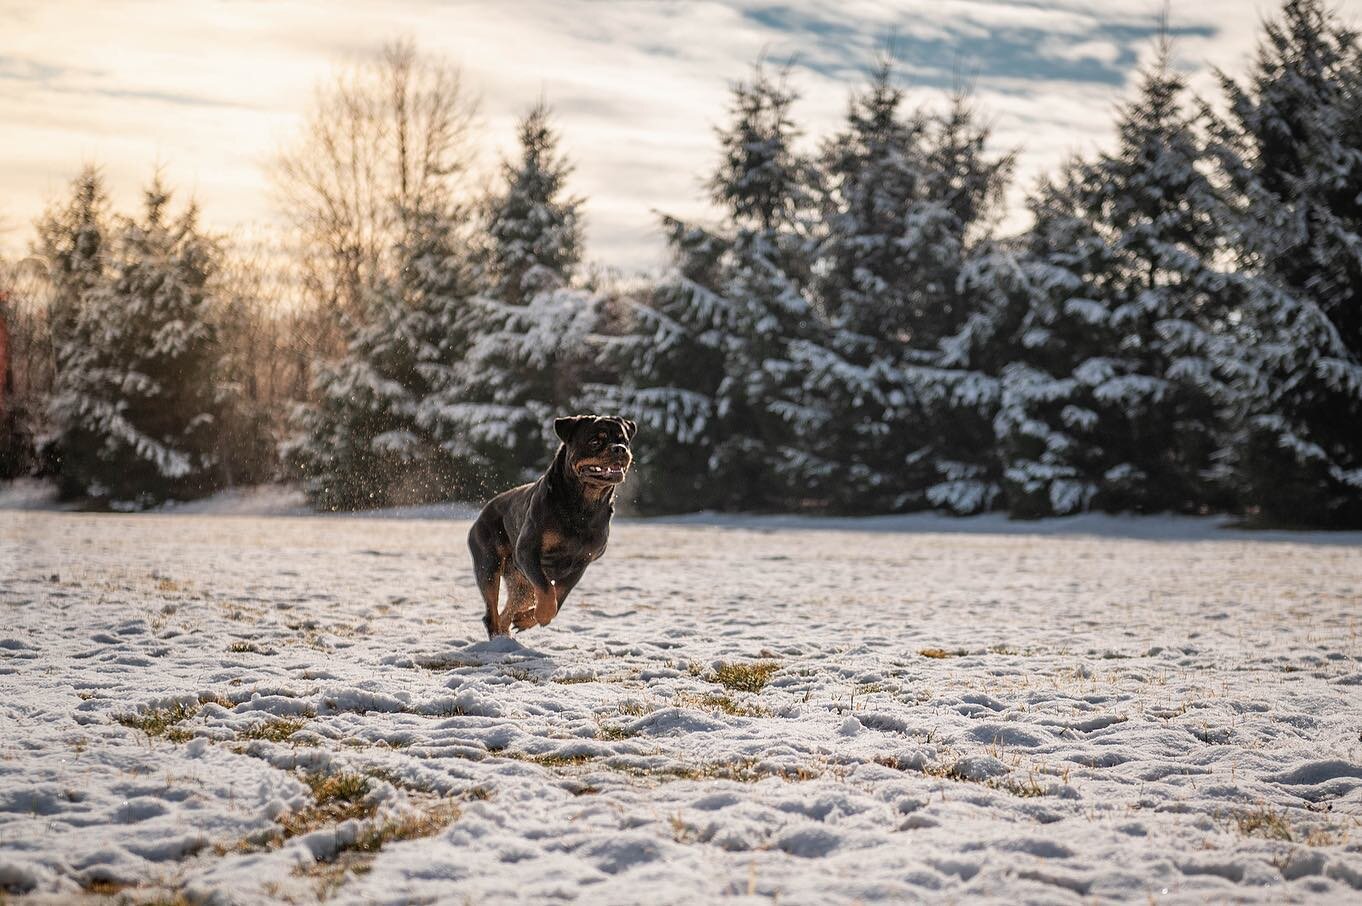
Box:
[436,103,594,488]
[995,47,1238,517]
[577,218,727,512]
[34,167,110,389]
[784,63,1013,513]
[604,64,815,512]
[1208,0,1362,526]
[45,180,225,506]
[285,199,477,509]
[482,102,583,305]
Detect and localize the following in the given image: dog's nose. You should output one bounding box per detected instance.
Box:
[608,443,630,459]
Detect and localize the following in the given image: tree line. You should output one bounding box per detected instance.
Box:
[1,1,1359,526]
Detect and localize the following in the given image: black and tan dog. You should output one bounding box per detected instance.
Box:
[468,415,636,637]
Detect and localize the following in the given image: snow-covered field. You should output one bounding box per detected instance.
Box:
[3,505,1362,904]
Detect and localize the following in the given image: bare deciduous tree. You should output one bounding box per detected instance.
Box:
[273,39,480,351]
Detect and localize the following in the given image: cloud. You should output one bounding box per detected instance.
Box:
[1,0,1359,270]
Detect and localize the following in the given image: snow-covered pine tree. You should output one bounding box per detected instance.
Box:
[581,65,817,512]
[45,180,225,507]
[777,61,928,511]
[432,102,595,490]
[481,102,583,305]
[703,65,822,511]
[284,198,477,510]
[995,45,1238,517]
[34,167,110,389]
[784,63,1014,513]
[1207,0,1362,527]
[578,217,728,512]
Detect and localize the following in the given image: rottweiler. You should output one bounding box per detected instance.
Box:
[468,414,637,637]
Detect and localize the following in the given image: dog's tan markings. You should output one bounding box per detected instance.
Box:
[540,528,563,551]
[534,585,558,626]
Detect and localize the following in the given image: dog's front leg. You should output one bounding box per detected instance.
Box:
[514,532,558,627]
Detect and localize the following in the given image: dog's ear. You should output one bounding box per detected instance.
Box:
[617,417,638,440]
[554,416,592,443]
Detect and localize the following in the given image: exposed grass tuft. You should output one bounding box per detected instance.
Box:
[617,700,656,717]
[116,702,199,739]
[341,803,461,855]
[198,691,237,709]
[415,656,477,671]
[712,661,779,693]
[527,752,595,767]
[594,722,639,741]
[875,755,1050,798]
[303,770,371,807]
[238,718,308,743]
[678,692,769,717]
[919,647,966,659]
[1235,805,1294,841]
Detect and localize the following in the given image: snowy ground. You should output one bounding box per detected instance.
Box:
[3,504,1362,905]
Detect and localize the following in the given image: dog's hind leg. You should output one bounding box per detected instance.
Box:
[468,519,507,638]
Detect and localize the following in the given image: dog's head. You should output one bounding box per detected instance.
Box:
[555,414,637,487]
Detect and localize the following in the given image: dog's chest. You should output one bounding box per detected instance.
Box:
[541,527,607,576]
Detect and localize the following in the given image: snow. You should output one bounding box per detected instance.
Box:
[3,507,1362,903]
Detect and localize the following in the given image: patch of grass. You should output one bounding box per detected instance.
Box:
[875,755,1050,798]
[617,700,656,717]
[415,657,477,671]
[526,752,595,767]
[227,640,271,654]
[238,718,308,743]
[295,855,371,902]
[594,722,639,741]
[553,674,596,685]
[264,772,377,844]
[651,757,820,783]
[680,693,769,718]
[116,702,199,739]
[198,691,237,709]
[304,771,371,807]
[342,803,461,855]
[1235,805,1294,841]
[80,878,132,895]
[919,647,966,659]
[288,801,460,901]
[712,661,779,693]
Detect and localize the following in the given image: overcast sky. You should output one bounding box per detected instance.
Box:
[3,0,1359,271]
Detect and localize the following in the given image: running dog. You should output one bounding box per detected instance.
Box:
[468,415,636,636]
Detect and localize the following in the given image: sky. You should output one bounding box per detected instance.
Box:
[3,0,1360,272]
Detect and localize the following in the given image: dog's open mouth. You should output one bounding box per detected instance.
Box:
[579,463,628,483]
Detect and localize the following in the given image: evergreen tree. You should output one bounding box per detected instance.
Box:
[34,167,110,386]
[704,65,819,510]
[1208,0,1362,526]
[780,63,1013,513]
[995,47,1239,517]
[433,103,595,489]
[482,102,583,304]
[578,219,727,512]
[601,64,815,512]
[284,199,477,510]
[45,180,225,506]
